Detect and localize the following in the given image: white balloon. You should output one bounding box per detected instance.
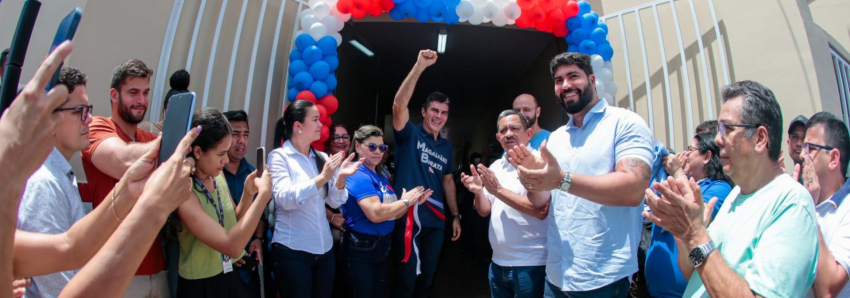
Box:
[506,18,515,25]
[597,68,612,82]
[503,2,521,20]
[607,81,618,97]
[491,10,507,26]
[590,54,604,70]
[470,0,486,8]
[331,7,352,22]
[591,64,603,79]
[481,2,498,19]
[492,0,508,7]
[604,61,613,72]
[456,1,475,19]
[301,14,318,31]
[323,0,339,7]
[330,32,343,46]
[483,17,491,23]
[602,93,614,105]
[321,16,339,33]
[468,9,484,25]
[459,17,468,22]
[312,2,331,19]
[595,80,606,96]
[309,22,327,40]
[309,0,323,7]
[301,8,313,16]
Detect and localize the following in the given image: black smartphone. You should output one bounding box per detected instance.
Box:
[239,252,258,270]
[159,92,196,165]
[256,147,266,177]
[45,8,82,92]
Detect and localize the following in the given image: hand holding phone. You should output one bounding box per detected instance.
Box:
[159,93,196,165]
[256,147,266,177]
[45,8,82,92]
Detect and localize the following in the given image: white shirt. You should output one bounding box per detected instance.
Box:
[269,140,347,254]
[545,100,655,291]
[808,189,850,298]
[482,150,548,267]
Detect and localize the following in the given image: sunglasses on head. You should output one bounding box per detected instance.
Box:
[366,143,388,153]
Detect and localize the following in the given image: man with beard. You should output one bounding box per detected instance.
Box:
[81,59,168,297]
[512,94,550,150]
[391,49,461,298]
[509,52,654,297]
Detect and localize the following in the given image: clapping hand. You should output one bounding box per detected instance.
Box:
[338,153,363,178]
[460,164,483,194]
[511,141,563,192]
[476,164,502,194]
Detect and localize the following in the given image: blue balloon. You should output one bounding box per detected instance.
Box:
[310,81,329,98]
[415,7,431,22]
[597,41,614,61]
[401,1,417,17]
[442,0,460,9]
[565,33,573,44]
[289,49,302,62]
[322,55,339,71]
[414,0,432,8]
[309,61,331,81]
[578,0,591,15]
[390,7,405,20]
[566,17,581,31]
[444,10,460,24]
[286,87,299,101]
[293,72,314,90]
[288,60,308,75]
[325,75,338,91]
[590,27,607,44]
[568,44,579,53]
[597,21,609,34]
[578,39,597,55]
[393,0,407,3]
[294,34,315,52]
[317,36,338,56]
[581,12,598,29]
[571,27,589,41]
[429,1,446,21]
[302,45,323,65]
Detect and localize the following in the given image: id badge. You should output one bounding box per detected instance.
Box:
[222,257,233,274]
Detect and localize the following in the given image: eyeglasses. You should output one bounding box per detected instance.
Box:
[686,145,699,152]
[53,104,93,122]
[333,135,350,143]
[718,121,760,137]
[366,143,388,153]
[803,142,834,155]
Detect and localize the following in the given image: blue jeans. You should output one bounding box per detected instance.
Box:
[391,224,445,298]
[341,230,392,298]
[272,243,335,298]
[544,276,630,298]
[489,263,546,298]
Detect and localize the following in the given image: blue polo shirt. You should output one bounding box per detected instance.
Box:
[393,120,454,229]
[342,164,398,236]
[223,157,257,205]
[644,178,732,298]
[529,129,551,150]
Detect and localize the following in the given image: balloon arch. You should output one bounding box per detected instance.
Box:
[285,0,617,150]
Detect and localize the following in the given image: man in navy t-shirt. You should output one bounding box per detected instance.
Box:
[391,49,461,298]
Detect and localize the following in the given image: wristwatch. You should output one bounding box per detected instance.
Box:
[688,240,715,267]
[453,214,462,220]
[558,171,572,192]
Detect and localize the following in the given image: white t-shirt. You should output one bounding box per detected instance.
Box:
[482,152,548,267]
[806,187,850,298]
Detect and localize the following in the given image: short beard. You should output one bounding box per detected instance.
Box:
[117,93,146,124]
[526,114,537,127]
[560,81,595,114]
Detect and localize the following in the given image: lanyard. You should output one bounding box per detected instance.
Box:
[192,175,230,264]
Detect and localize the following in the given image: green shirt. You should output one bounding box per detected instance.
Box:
[683,174,818,298]
[178,174,245,280]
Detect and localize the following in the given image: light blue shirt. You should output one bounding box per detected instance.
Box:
[17,148,86,298]
[529,129,551,150]
[544,100,655,291]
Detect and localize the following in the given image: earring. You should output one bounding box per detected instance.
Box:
[195,155,199,159]
[299,129,302,134]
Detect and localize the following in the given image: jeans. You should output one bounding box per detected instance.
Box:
[272,243,335,298]
[489,263,546,298]
[391,224,445,298]
[341,231,392,298]
[544,276,630,298]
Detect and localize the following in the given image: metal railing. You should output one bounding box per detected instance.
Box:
[832,48,850,123]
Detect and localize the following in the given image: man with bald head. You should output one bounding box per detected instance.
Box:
[512,94,550,150]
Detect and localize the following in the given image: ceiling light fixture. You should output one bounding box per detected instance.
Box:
[437,29,447,54]
[349,39,374,57]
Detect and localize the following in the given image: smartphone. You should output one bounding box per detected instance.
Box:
[239,252,258,270]
[159,92,197,165]
[256,147,266,177]
[45,8,82,92]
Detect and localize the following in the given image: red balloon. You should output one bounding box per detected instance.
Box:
[316,104,328,119]
[368,0,384,16]
[517,0,536,10]
[515,14,533,28]
[547,8,565,26]
[317,95,339,114]
[337,0,354,14]
[320,114,332,127]
[380,0,396,11]
[352,0,370,18]
[563,0,579,18]
[319,125,330,142]
[553,25,569,37]
[296,90,317,103]
[553,0,567,8]
[351,7,368,18]
[312,140,326,152]
[527,6,545,22]
[538,0,556,12]
[535,20,552,33]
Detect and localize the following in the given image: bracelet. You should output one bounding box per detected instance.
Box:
[111,189,124,222]
[401,199,410,207]
[331,214,336,222]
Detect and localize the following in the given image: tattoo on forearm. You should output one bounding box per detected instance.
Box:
[619,158,652,181]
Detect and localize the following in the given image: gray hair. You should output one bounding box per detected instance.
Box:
[496,109,530,130]
[720,80,783,161]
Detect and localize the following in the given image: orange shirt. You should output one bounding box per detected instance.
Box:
[81,116,165,275]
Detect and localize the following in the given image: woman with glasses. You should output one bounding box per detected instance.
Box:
[327,124,351,155]
[340,125,431,298]
[268,100,361,298]
[645,132,734,298]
